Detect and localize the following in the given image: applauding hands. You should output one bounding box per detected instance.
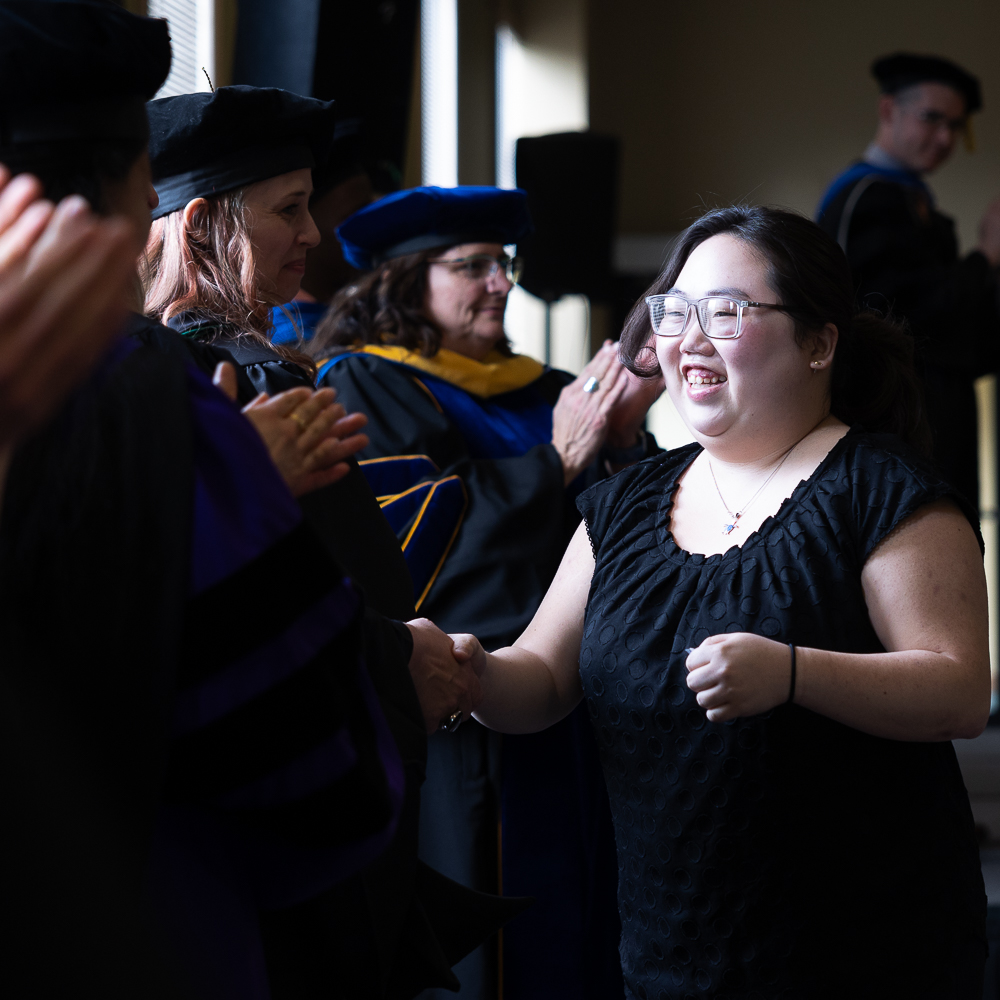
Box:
[212,363,369,496]
[0,167,137,451]
[551,340,664,484]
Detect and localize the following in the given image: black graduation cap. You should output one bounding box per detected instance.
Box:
[872,53,982,114]
[147,86,337,220]
[0,0,171,148]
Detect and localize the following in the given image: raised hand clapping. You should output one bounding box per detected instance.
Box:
[213,363,369,496]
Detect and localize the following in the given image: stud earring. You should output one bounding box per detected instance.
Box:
[810,361,824,369]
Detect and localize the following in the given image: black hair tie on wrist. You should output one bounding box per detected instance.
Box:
[786,643,797,705]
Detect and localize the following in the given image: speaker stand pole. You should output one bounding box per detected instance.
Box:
[544,301,552,366]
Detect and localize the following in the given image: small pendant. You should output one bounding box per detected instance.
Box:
[722,513,741,535]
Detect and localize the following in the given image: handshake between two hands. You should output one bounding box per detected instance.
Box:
[212,365,485,735]
[405,618,486,735]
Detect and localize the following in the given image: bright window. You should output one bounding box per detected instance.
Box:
[148,0,215,97]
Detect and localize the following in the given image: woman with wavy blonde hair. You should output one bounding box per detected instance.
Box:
[142,87,326,396]
[142,85,416,612]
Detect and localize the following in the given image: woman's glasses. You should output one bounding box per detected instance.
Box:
[645,294,790,340]
[428,253,523,285]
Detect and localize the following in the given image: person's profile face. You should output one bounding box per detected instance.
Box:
[883,82,967,173]
[422,241,512,361]
[655,233,815,446]
[242,168,320,304]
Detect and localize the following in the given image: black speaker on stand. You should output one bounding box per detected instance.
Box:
[515,131,620,362]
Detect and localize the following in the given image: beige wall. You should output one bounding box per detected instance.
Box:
[589,0,1000,251]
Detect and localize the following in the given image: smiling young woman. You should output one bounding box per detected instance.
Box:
[452,205,990,998]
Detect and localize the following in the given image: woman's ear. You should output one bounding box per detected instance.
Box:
[808,322,838,371]
[181,196,209,234]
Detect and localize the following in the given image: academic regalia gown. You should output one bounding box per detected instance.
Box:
[318,345,627,1000]
[159,313,527,998]
[0,335,192,1000]
[162,313,414,620]
[817,159,1000,506]
[0,323,404,1000]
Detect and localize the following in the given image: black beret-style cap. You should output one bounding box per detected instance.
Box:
[148,86,337,220]
[0,0,171,147]
[872,52,982,113]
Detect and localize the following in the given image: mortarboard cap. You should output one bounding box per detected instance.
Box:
[872,53,982,114]
[148,86,337,219]
[0,0,170,148]
[336,185,534,270]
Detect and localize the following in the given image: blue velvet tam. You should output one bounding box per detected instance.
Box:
[336,185,533,270]
[148,86,337,220]
[0,0,170,148]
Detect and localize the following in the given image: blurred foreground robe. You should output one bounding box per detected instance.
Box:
[146,315,529,998]
[319,345,625,1000]
[0,335,192,999]
[0,321,406,1000]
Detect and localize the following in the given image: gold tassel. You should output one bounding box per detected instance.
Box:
[202,67,215,93]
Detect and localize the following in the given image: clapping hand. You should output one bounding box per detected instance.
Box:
[551,341,629,484]
[685,633,793,722]
[212,364,369,497]
[406,618,482,734]
[605,367,664,450]
[551,341,663,483]
[0,167,137,450]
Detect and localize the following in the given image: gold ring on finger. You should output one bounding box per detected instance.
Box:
[289,411,308,433]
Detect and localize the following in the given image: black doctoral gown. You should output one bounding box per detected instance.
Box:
[319,349,631,1000]
[319,351,583,649]
[161,314,415,621]
[0,335,193,999]
[148,313,526,999]
[818,169,1000,505]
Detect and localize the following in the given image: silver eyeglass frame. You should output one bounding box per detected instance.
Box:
[645,294,791,340]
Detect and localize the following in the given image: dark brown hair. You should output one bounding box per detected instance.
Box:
[309,247,513,359]
[620,205,931,453]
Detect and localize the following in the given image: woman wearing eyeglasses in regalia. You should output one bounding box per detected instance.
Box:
[454,205,991,998]
[309,185,663,998]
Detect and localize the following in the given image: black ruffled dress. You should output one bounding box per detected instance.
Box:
[577,429,986,999]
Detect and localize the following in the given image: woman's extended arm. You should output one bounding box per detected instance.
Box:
[686,499,992,741]
[452,520,594,733]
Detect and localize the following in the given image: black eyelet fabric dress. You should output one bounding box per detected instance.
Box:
[577,428,986,1000]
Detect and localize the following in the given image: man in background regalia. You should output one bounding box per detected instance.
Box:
[817,53,1000,506]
